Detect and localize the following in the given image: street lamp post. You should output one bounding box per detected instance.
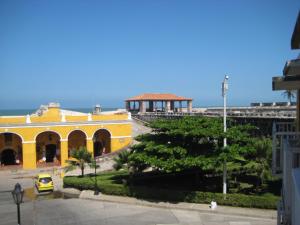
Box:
[222,75,229,195]
[91,159,100,195]
[11,183,24,225]
[94,162,99,195]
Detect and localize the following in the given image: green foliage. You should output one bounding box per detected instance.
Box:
[113,150,131,171]
[128,116,257,174]
[243,138,272,188]
[63,171,279,209]
[65,146,93,177]
[89,158,100,170]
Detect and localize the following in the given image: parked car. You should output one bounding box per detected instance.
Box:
[35,174,54,192]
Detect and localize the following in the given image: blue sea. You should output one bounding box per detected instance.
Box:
[0,108,118,116]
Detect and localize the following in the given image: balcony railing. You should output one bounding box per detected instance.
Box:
[272,122,298,175]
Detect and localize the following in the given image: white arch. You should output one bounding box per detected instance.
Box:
[0,132,24,143]
[67,129,88,140]
[34,130,62,141]
[92,128,112,138]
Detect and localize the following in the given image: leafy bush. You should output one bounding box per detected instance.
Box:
[63,173,279,209]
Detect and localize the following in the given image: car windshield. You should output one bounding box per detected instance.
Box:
[39,177,52,184]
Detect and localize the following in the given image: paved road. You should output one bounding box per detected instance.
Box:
[132,119,151,137]
[0,166,276,225]
[0,193,275,225]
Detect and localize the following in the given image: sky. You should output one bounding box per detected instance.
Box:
[0,0,299,109]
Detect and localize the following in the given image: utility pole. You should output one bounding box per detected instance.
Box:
[222,75,229,195]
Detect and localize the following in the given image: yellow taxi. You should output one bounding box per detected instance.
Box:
[35,174,54,192]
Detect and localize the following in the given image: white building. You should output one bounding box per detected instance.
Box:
[272,12,300,225]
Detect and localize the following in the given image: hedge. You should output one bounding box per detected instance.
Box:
[63,175,279,209]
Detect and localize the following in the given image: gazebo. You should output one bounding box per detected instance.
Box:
[125,93,193,114]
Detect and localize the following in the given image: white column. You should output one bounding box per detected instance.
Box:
[61,112,66,122]
[139,101,146,113]
[166,101,171,112]
[128,112,132,120]
[26,115,31,123]
[88,113,92,121]
[187,100,192,113]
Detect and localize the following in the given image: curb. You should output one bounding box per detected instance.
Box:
[60,189,276,220]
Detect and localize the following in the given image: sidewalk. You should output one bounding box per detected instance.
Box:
[60,188,277,220]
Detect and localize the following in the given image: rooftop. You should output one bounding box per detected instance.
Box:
[291,11,300,49]
[126,93,192,101]
[0,103,130,125]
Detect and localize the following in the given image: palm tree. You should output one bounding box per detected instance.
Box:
[65,146,92,177]
[282,90,296,104]
[113,150,130,171]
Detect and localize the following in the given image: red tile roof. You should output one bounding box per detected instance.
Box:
[126,93,192,101]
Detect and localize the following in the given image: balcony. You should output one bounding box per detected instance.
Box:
[276,133,300,225]
[272,122,298,175]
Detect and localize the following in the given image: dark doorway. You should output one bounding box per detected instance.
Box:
[45,144,56,162]
[94,141,103,157]
[1,149,16,165]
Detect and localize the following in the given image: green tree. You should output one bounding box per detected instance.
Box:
[128,117,256,175]
[65,146,92,177]
[244,138,272,190]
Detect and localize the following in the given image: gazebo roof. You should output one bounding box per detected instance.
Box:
[126,93,192,101]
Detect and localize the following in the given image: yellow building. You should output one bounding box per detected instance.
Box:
[0,103,132,169]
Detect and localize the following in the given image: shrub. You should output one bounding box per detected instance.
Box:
[63,174,279,209]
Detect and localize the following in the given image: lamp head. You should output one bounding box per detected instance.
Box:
[11,183,24,204]
[225,75,229,80]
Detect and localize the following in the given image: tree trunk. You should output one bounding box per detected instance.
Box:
[81,164,84,177]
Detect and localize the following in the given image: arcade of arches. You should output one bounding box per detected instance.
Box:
[0,103,132,169]
[0,129,113,168]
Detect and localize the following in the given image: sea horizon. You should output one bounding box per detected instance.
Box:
[0,103,266,116]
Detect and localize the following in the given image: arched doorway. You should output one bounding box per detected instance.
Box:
[36,131,61,166]
[45,144,56,162]
[1,149,16,165]
[68,130,87,157]
[0,133,23,166]
[93,129,111,157]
